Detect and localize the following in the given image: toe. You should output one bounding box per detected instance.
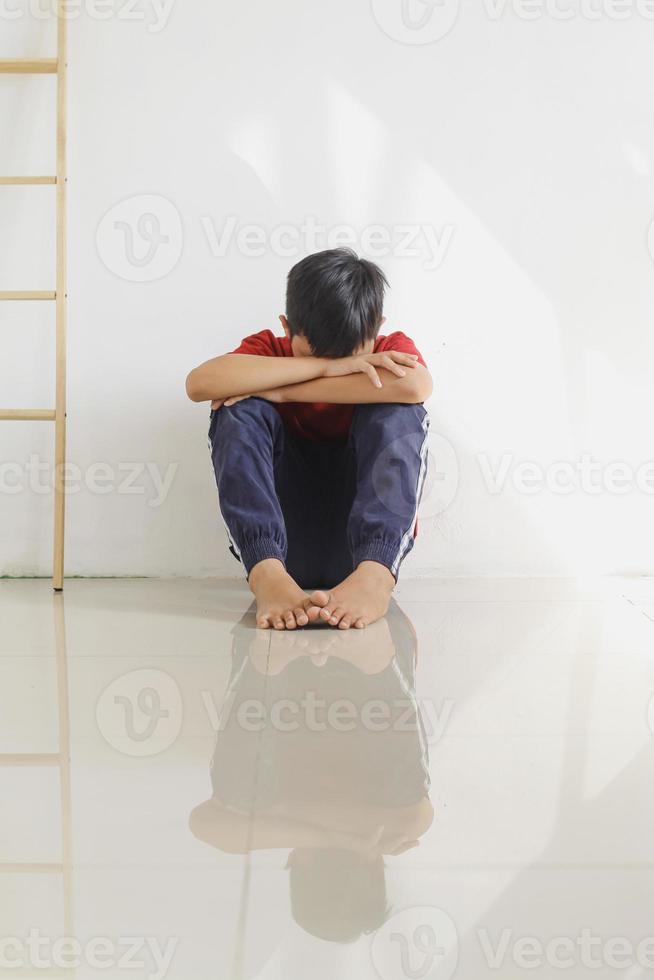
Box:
[309,590,330,607]
[257,617,271,629]
[319,606,333,621]
[328,607,345,626]
[272,616,285,630]
[284,611,297,630]
[338,616,353,630]
[294,606,309,627]
[354,618,366,629]
[305,605,324,623]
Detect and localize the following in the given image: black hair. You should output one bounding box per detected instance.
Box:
[285,248,388,358]
[288,848,389,943]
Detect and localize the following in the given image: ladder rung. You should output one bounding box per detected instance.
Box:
[0,753,60,766]
[0,59,58,74]
[0,410,56,421]
[0,863,63,874]
[0,176,56,185]
[0,291,56,300]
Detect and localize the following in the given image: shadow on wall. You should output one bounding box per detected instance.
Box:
[5,1,654,576]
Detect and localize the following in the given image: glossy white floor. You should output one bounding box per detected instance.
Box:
[2,576,654,980]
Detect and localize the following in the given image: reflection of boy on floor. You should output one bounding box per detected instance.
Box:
[189,605,434,943]
[186,248,432,630]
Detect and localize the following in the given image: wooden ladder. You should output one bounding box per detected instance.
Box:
[0,596,74,974]
[0,11,68,591]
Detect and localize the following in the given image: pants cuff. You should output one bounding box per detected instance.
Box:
[240,538,286,578]
[352,541,402,582]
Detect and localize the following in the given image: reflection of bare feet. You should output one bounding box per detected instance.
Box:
[327,618,396,673]
[309,561,395,630]
[250,559,325,630]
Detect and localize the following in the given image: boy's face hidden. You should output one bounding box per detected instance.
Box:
[279,315,376,359]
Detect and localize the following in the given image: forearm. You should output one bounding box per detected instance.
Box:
[276,366,433,405]
[186,353,327,402]
[189,800,341,852]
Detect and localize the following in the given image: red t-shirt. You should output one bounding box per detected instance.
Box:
[232,329,427,442]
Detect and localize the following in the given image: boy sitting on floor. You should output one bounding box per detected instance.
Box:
[186,248,432,630]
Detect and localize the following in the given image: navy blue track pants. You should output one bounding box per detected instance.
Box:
[208,399,429,589]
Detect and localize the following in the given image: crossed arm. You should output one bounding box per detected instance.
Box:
[189,796,434,856]
[185,351,433,406]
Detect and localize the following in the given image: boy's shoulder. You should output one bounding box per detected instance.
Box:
[375,331,426,367]
[232,330,292,357]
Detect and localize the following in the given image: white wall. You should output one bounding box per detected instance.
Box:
[2,0,654,578]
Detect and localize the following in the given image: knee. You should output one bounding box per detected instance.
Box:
[352,402,428,436]
[209,397,281,445]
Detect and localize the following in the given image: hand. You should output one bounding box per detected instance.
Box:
[211,389,284,410]
[323,350,419,388]
[329,825,386,856]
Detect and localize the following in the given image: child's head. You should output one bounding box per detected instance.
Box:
[287,847,389,942]
[281,248,388,358]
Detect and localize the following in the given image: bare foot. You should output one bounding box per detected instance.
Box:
[308,561,395,630]
[250,559,326,630]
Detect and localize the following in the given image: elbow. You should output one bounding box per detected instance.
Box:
[185,370,205,403]
[189,802,209,840]
[405,368,433,404]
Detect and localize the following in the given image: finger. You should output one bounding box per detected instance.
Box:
[363,363,382,388]
[388,351,419,367]
[294,606,309,627]
[381,355,406,378]
[211,399,224,410]
[284,610,297,630]
[225,395,250,407]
